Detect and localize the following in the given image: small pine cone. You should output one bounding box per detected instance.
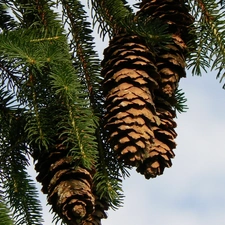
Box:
[137,98,177,178]
[102,34,160,166]
[34,138,95,225]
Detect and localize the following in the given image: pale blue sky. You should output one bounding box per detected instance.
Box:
[28,1,225,224]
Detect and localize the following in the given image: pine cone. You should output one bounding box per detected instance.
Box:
[102,33,160,167]
[136,0,195,178]
[34,137,95,225]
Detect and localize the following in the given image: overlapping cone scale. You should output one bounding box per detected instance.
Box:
[137,97,177,179]
[102,34,159,167]
[81,196,108,225]
[155,39,186,98]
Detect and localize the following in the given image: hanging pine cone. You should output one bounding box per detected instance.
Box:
[102,33,160,167]
[34,136,96,225]
[136,0,195,178]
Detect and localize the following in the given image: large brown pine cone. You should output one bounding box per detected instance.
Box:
[102,33,160,167]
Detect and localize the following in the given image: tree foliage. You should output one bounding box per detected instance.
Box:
[0,0,225,224]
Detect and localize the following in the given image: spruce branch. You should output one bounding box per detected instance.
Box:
[93,129,126,210]
[0,87,43,225]
[0,197,14,225]
[90,0,133,38]
[90,0,172,49]
[61,0,102,109]
[174,88,188,113]
[50,61,99,169]
[0,2,18,31]
[187,0,225,86]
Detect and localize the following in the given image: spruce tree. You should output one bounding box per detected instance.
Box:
[0,0,225,224]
